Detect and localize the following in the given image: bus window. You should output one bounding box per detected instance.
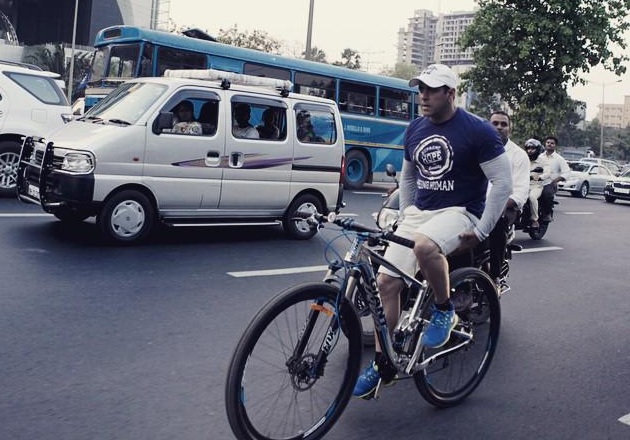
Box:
[108,44,140,78]
[156,47,207,76]
[379,87,412,120]
[243,63,290,81]
[91,47,108,82]
[339,81,375,115]
[294,72,335,100]
[139,44,154,77]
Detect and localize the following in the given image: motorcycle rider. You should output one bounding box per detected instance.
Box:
[538,136,569,221]
[525,139,550,229]
[488,111,530,292]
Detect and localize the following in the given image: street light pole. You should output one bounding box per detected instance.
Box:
[67,0,79,103]
[598,79,622,158]
[305,0,314,60]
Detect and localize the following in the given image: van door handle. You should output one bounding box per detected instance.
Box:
[205,151,220,167]
[230,152,244,168]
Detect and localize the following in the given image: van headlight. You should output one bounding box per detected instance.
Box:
[62,152,95,173]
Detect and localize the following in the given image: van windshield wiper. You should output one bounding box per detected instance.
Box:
[107,118,131,126]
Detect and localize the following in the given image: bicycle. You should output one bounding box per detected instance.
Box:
[225,212,502,440]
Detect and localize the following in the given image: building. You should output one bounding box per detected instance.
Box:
[598,97,630,128]
[0,0,168,48]
[397,9,476,107]
[397,9,475,71]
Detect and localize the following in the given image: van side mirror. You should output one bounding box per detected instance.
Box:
[154,112,174,134]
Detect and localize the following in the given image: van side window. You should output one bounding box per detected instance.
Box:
[161,96,218,136]
[295,106,336,145]
[231,98,287,142]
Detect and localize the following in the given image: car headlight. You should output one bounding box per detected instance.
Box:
[61,152,95,173]
[563,178,578,185]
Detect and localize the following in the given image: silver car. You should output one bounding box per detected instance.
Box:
[558,162,615,198]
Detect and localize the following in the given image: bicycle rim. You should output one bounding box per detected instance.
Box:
[414,267,500,407]
[225,282,362,440]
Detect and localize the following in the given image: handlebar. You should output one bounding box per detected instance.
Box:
[298,210,416,249]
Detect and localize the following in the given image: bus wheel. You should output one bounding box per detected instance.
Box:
[344,150,369,190]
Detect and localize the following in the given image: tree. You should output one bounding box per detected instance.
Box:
[23,43,65,73]
[217,24,282,54]
[380,62,417,80]
[301,46,328,63]
[458,0,630,138]
[333,48,361,70]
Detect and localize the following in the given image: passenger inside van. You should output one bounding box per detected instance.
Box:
[171,100,202,135]
[297,110,323,143]
[198,101,218,135]
[232,103,259,139]
[256,108,280,140]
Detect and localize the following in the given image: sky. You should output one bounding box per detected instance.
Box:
[169,0,630,121]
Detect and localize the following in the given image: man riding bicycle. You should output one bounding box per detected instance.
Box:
[353,64,512,399]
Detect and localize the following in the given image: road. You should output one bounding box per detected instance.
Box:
[1,190,629,440]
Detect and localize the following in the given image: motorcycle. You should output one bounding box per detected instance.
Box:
[515,167,558,240]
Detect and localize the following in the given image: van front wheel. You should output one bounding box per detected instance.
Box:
[283,194,322,240]
[98,190,155,244]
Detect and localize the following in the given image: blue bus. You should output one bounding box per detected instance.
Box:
[86,25,419,188]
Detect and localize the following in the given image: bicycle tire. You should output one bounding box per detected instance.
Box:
[414,267,500,408]
[225,282,363,440]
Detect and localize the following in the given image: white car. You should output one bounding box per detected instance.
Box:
[558,162,615,198]
[0,61,72,197]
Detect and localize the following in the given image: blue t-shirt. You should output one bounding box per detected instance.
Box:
[404,108,504,218]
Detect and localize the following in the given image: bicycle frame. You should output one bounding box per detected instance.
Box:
[330,231,474,378]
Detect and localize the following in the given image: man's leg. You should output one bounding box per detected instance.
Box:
[413,234,458,348]
[540,184,555,221]
[352,273,402,399]
[488,215,508,280]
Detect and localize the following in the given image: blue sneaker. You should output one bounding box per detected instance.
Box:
[353,362,382,399]
[421,306,458,348]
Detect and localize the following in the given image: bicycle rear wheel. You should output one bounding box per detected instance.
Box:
[414,267,500,408]
[225,282,363,440]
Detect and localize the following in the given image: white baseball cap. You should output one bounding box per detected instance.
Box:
[409,64,458,89]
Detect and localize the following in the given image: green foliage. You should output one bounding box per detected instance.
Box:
[302,46,328,63]
[23,44,65,73]
[333,49,361,70]
[217,24,282,54]
[380,62,418,80]
[458,0,630,139]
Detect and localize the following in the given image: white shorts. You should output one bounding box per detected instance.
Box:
[378,205,479,278]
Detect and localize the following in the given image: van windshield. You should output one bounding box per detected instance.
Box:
[83,82,167,125]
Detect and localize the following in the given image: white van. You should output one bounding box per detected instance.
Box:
[17,70,345,244]
[0,61,72,196]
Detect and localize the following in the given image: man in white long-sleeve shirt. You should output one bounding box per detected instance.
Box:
[488,111,530,292]
[352,64,512,399]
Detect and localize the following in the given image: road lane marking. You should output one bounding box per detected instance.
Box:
[0,213,51,217]
[228,246,563,277]
[564,211,593,215]
[619,413,630,426]
[515,246,563,253]
[228,265,328,278]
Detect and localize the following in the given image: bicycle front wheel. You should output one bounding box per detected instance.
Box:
[414,267,500,408]
[225,282,363,440]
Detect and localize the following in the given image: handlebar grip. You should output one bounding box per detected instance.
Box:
[383,231,415,249]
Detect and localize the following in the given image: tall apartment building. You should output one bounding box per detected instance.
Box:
[397,9,476,108]
[598,104,624,128]
[397,9,476,71]
[597,96,630,128]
